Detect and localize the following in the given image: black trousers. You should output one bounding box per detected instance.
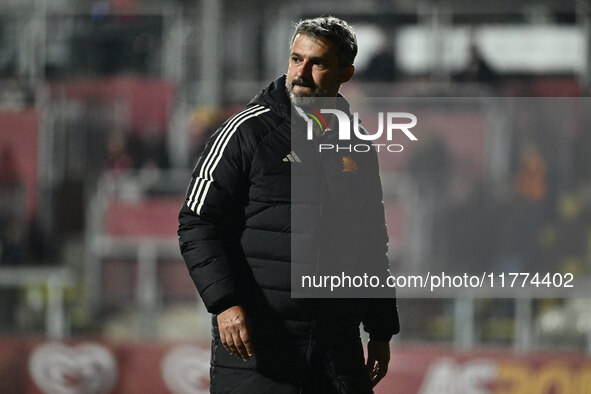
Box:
[209,334,374,394]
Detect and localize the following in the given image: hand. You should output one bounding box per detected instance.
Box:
[216,305,254,361]
[366,339,390,387]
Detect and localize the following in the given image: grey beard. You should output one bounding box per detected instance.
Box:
[288,91,321,107]
[285,79,327,107]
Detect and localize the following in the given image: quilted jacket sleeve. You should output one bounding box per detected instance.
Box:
[359,148,400,341]
[178,107,261,314]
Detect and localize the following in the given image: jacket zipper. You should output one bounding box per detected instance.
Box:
[314,133,327,277]
[301,318,316,394]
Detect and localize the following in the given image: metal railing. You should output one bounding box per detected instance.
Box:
[0,266,73,339]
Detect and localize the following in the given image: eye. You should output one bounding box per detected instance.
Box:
[291,56,301,64]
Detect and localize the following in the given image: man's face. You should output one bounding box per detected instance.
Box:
[286,33,353,106]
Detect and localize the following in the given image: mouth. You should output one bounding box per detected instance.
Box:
[291,82,316,97]
[292,79,315,90]
[294,85,313,91]
[294,83,314,89]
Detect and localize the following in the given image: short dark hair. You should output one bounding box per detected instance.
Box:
[290,16,358,68]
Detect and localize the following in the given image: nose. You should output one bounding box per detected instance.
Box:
[295,60,312,80]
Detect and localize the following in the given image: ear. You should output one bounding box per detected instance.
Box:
[338,65,355,84]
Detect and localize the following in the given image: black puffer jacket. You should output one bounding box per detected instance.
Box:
[178,75,399,391]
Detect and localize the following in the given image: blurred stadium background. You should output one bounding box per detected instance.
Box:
[1,0,591,392]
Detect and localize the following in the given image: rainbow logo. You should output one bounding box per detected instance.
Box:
[303,108,328,132]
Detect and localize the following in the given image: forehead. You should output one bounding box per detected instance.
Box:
[291,33,337,58]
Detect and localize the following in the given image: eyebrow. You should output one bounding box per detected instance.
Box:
[290,52,328,63]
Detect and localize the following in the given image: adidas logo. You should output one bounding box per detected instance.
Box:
[282,151,302,163]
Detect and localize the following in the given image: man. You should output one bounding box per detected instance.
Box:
[178,16,399,393]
